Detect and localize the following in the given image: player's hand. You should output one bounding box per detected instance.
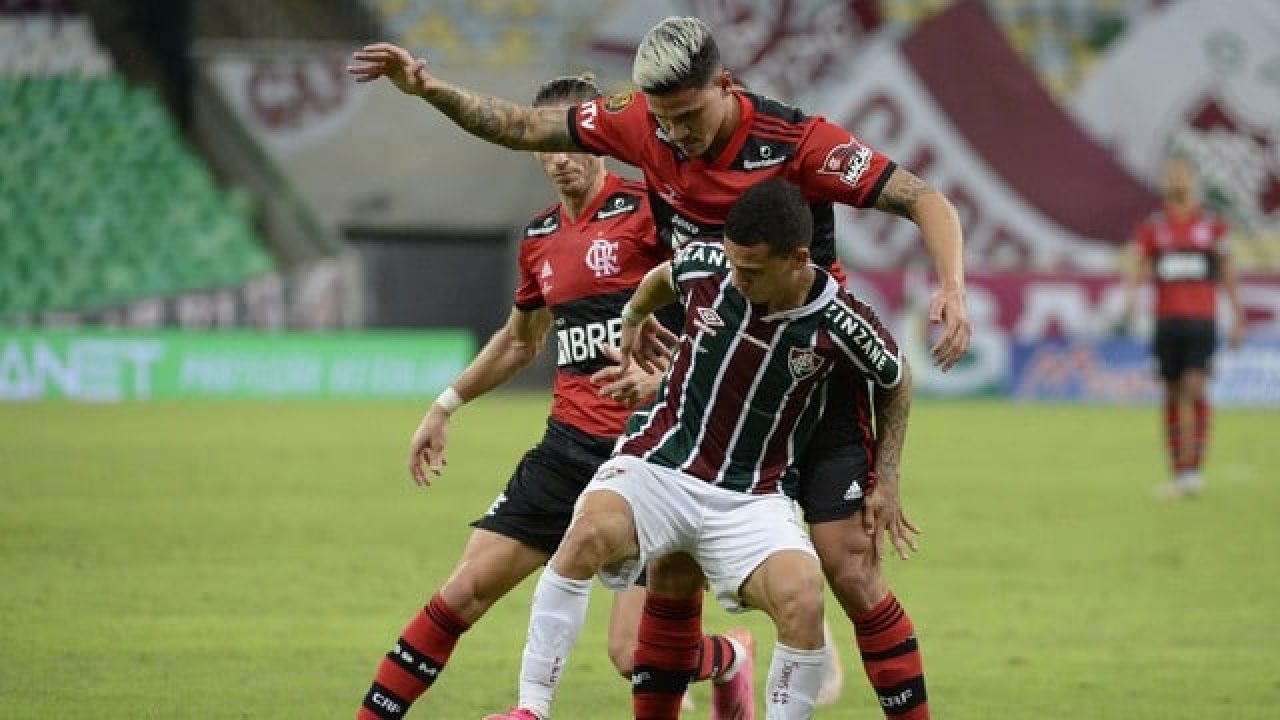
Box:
[407,405,450,486]
[620,315,676,374]
[928,284,970,371]
[348,42,436,96]
[861,473,921,561]
[592,345,664,407]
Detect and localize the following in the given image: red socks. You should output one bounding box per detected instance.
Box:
[632,593,701,720]
[854,593,928,718]
[358,593,471,719]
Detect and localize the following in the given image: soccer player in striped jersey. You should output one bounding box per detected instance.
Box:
[1122,153,1245,498]
[487,178,914,720]
[352,19,952,716]
[356,75,750,720]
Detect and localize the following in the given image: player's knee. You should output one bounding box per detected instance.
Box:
[772,582,825,649]
[438,572,498,624]
[558,510,630,573]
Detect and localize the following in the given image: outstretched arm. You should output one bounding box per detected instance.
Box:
[349,42,579,152]
[875,167,970,371]
[408,306,553,485]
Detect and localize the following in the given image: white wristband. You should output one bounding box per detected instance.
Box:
[434,386,465,414]
[620,302,647,326]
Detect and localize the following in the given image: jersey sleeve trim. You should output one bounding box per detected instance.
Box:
[825,298,903,388]
[864,160,898,209]
[566,105,603,155]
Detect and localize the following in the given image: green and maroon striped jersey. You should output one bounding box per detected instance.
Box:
[618,241,902,494]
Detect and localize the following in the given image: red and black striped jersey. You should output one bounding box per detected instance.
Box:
[515,174,669,437]
[1134,204,1229,319]
[567,88,896,284]
[618,241,902,495]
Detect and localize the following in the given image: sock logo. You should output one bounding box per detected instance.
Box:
[880,688,914,708]
[369,692,402,715]
[770,661,796,704]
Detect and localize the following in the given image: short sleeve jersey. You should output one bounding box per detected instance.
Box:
[1133,204,1229,319]
[617,241,902,495]
[568,89,896,281]
[516,174,669,437]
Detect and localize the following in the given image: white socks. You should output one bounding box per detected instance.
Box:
[516,567,592,719]
[765,642,826,719]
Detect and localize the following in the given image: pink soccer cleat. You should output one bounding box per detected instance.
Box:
[711,628,756,720]
[482,708,541,720]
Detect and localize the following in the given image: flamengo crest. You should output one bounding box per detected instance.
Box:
[787,347,824,381]
[585,237,620,277]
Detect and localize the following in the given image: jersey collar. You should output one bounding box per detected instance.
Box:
[760,268,838,323]
[561,173,622,226]
[702,91,754,170]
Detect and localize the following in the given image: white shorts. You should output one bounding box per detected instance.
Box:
[580,454,816,612]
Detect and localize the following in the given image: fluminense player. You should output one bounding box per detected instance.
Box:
[484,178,914,720]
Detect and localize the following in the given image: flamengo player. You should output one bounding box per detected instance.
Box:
[1123,153,1244,498]
[350,17,958,718]
[355,76,750,720]
[490,178,913,720]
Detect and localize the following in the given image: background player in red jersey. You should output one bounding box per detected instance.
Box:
[355,76,751,720]
[1122,153,1245,498]
[488,178,913,720]
[350,17,947,718]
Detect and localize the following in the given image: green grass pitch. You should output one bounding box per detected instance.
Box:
[1,396,1277,718]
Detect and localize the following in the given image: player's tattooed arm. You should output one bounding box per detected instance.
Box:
[872,360,913,481]
[426,83,579,152]
[874,166,934,219]
[350,42,578,151]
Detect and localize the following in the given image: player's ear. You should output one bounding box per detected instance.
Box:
[794,246,811,267]
[715,69,734,94]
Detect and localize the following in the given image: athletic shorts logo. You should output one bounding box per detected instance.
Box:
[787,347,825,381]
[585,237,620,277]
[604,90,634,113]
[819,140,873,187]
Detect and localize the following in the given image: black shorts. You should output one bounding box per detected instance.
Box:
[793,372,873,525]
[1154,317,1216,381]
[471,419,609,556]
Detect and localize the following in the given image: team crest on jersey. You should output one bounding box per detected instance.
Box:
[787,347,825,381]
[604,90,634,113]
[585,237,620,277]
[818,140,873,187]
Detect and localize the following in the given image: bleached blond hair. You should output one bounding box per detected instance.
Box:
[631,16,721,94]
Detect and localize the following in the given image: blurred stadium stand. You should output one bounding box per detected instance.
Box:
[0,7,274,320]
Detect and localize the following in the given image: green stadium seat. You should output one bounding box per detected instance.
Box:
[0,73,276,318]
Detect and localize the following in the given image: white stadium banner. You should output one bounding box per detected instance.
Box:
[1071,0,1280,236]
[811,37,1117,272]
